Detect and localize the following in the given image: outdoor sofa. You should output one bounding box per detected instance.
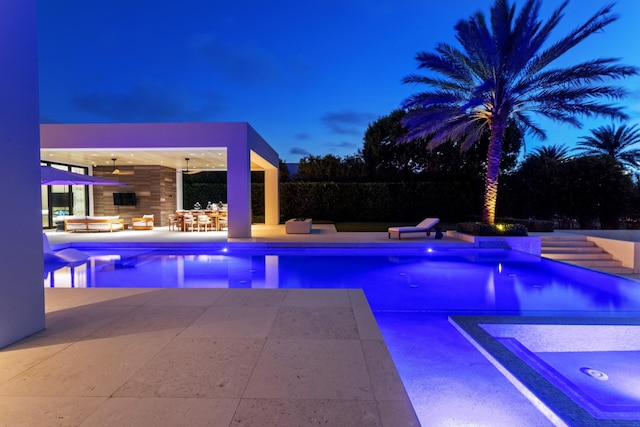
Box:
[64,215,124,232]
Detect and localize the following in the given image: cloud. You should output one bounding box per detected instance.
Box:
[195,36,282,86]
[290,147,311,156]
[71,79,225,122]
[322,109,376,135]
[295,132,312,140]
[327,141,359,150]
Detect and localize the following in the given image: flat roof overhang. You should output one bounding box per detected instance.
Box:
[40,122,279,172]
[39,122,281,238]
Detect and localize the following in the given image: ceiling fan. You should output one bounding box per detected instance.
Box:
[183,158,202,175]
[111,158,134,175]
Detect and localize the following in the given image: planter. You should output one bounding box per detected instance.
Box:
[285,218,312,234]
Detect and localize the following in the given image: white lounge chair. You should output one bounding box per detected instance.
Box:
[43,233,89,263]
[388,218,440,240]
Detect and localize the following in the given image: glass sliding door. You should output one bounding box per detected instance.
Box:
[41,162,90,229]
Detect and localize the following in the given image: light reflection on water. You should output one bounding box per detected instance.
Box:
[44,248,640,315]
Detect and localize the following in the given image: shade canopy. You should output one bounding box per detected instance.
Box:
[41,165,127,186]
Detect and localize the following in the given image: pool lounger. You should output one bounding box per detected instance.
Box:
[388,217,440,240]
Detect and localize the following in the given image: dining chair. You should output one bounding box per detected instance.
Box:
[197,214,213,231]
[182,214,196,232]
[168,214,180,231]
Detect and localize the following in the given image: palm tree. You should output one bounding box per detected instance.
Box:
[400,0,637,224]
[576,124,640,169]
[529,144,572,162]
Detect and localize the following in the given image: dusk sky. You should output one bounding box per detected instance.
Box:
[38,0,640,163]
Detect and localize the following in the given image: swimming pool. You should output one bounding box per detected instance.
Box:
[44,247,640,315]
[43,246,640,426]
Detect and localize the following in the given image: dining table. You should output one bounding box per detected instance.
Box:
[174,210,226,231]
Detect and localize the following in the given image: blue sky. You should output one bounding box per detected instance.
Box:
[38,0,640,163]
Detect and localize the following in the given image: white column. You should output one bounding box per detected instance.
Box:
[227,142,252,238]
[176,170,183,210]
[0,1,46,348]
[264,167,279,225]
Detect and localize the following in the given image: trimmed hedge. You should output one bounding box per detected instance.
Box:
[279,181,480,222]
[183,181,482,223]
[457,222,528,236]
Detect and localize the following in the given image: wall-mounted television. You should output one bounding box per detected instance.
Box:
[113,192,136,206]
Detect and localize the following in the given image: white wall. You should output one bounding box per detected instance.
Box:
[0,1,46,347]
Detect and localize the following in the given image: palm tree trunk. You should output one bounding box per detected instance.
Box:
[482,120,506,224]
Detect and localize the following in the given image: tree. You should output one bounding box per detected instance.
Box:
[279,159,291,182]
[360,110,522,183]
[576,124,640,169]
[562,155,633,228]
[530,144,573,161]
[360,110,430,181]
[502,144,571,220]
[400,0,637,224]
[296,154,364,182]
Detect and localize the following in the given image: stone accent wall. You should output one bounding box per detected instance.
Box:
[93,165,177,227]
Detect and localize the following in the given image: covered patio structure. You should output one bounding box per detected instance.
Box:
[40,122,280,238]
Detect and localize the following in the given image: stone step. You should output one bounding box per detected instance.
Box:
[570,259,623,268]
[540,235,588,241]
[542,246,604,254]
[544,252,613,261]
[541,235,634,275]
[541,240,596,248]
[598,266,635,275]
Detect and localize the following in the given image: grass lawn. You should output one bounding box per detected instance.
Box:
[334,221,455,233]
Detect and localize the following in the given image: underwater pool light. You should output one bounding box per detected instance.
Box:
[580,367,609,381]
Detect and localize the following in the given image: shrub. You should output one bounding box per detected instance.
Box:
[457,222,528,236]
[499,218,554,232]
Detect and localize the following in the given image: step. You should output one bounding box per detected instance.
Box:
[541,246,604,254]
[598,266,635,275]
[541,240,597,248]
[543,253,613,261]
[540,235,588,241]
[570,259,623,268]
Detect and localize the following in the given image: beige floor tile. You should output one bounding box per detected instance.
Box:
[377,400,421,427]
[43,305,135,342]
[348,289,370,307]
[244,339,373,400]
[180,306,279,338]
[361,340,410,401]
[269,306,359,339]
[44,288,99,311]
[0,336,169,397]
[0,340,70,385]
[282,289,352,307]
[45,288,164,310]
[213,288,286,307]
[0,396,106,427]
[352,305,383,340]
[232,398,382,426]
[79,397,239,427]
[0,305,133,384]
[86,305,205,339]
[144,288,226,306]
[114,337,264,399]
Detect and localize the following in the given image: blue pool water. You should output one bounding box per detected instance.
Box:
[44,247,640,316]
[43,246,640,426]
